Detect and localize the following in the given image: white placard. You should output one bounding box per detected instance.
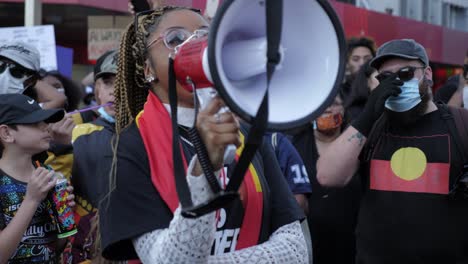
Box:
[0,25,57,71]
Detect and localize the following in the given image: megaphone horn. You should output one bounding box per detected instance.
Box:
[169,0,347,218]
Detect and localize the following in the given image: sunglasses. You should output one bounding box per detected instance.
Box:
[147,27,209,50]
[0,60,34,79]
[376,66,425,83]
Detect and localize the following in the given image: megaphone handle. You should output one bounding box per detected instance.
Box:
[223,145,237,165]
[196,88,236,165]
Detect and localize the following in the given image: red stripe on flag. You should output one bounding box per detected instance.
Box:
[370,159,450,194]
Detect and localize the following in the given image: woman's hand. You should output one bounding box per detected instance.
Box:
[195,97,241,174]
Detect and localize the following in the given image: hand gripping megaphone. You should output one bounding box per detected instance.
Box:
[167,0,347,218]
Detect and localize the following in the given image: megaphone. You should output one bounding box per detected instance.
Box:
[173,0,346,131]
[169,0,346,218]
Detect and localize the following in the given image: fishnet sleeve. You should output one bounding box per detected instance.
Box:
[207,221,308,264]
[132,155,217,264]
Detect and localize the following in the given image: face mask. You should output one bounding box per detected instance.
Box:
[98,107,115,123]
[315,113,343,133]
[385,77,422,112]
[0,70,27,95]
[463,86,468,110]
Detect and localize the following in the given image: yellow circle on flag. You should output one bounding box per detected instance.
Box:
[390,147,427,181]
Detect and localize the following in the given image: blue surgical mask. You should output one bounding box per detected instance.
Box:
[385,77,422,112]
[98,107,115,123]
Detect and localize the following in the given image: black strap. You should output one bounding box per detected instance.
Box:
[448,106,468,163]
[168,57,193,209]
[360,113,387,163]
[438,104,468,198]
[226,0,283,193]
[170,0,284,217]
[439,104,468,164]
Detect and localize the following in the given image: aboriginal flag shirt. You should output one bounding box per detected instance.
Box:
[356,109,468,263]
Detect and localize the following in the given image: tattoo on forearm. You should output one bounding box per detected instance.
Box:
[347,132,365,146]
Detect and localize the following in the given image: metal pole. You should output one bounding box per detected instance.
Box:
[25,0,42,26]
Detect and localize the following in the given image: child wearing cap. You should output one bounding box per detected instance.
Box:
[70,50,118,263]
[0,94,75,263]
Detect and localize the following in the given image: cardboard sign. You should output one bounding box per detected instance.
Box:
[87,28,124,61]
[0,25,57,71]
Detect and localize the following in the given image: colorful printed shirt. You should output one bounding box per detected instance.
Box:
[0,171,58,264]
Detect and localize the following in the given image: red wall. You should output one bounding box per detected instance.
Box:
[164,0,468,65]
[0,0,128,12]
[330,0,467,66]
[3,0,465,66]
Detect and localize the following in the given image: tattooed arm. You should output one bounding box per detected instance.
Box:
[316,126,366,187]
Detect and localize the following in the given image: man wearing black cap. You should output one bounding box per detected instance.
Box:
[0,94,75,263]
[316,39,468,263]
[70,50,118,263]
[0,41,66,109]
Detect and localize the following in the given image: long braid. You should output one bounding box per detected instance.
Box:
[94,8,200,263]
[108,6,200,199]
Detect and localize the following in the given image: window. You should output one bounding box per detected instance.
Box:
[443,3,468,31]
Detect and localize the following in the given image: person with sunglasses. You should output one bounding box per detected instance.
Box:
[317,38,468,263]
[0,41,67,110]
[98,6,307,264]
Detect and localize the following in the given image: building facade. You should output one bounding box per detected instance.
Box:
[353,0,468,32]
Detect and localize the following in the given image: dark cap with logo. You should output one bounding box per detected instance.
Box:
[94,50,118,81]
[0,94,64,125]
[0,41,41,72]
[370,39,429,70]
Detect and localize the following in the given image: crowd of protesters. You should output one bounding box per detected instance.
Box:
[0,2,468,264]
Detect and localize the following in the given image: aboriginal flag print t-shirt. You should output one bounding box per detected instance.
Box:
[356,109,468,264]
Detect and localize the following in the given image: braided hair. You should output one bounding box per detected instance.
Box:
[108,6,201,198]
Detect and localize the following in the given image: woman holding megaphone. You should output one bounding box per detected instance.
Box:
[99,6,307,263]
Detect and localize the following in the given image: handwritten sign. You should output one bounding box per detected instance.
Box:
[88,28,124,61]
[0,25,57,71]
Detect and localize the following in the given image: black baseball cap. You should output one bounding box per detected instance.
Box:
[94,50,118,81]
[370,39,429,70]
[0,94,64,125]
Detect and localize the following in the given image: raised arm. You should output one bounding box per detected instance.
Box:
[317,74,403,187]
[316,126,366,187]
